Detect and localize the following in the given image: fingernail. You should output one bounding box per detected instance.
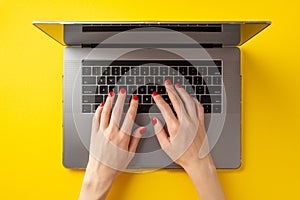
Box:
[152,91,158,96]
[120,88,126,94]
[152,118,157,125]
[140,127,146,134]
[109,91,114,97]
[133,95,138,101]
[175,83,181,88]
[165,79,172,85]
[100,102,105,107]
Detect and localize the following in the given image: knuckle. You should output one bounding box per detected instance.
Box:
[127,108,136,121]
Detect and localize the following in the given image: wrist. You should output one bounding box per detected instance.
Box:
[84,160,118,185]
[79,163,116,200]
[183,155,216,176]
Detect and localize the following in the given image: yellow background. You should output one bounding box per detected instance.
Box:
[1,0,300,199]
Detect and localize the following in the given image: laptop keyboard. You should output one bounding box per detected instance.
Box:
[81,60,222,114]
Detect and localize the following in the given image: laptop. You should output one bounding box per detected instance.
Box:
[33,21,270,169]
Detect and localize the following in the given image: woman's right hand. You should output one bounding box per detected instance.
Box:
[151,80,210,169]
[152,79,226,200]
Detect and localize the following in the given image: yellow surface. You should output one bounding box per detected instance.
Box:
[0,0,300,199]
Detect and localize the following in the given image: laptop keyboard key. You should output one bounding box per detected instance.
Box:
[141,67,149,75]
[148,85,156,94]
[92,67,101,75]
[170,67,178,75]
[145,76,154,84]
[203,77,211,85]
[138,86,147,94]
[143,95,152,103]
[82,77,96,84]
[206,86,222,94]
[188,67,197,75]
[82,95,102,103]
[121,67,130,75]
[173,76,183,84]
[201,95,211,104]
[126,76,135,84]
[99,86,108,94]
[112,67,120,75]
[102,67,110,75]
[155,76,164,85]
[213,76,222,85]
[197,67,207,75]
[109,85,117,92]
[97,76,106,85]
[82,104,91,113]
[162,95,171,104]
[160,67,168,75]
[193,76,202,85]
[136,76,144,85]
[185,76,193,85]
[128,86,137,94]
[185,86,195,94]
[131,67,139,75]
[196,86,204,94]
[213,104,222,113]
[203,104,211,113]
[211,95,221,103]
[157,86,166,94]
[150,67,159,75]
[82,86,97,94]
[208,67,222,75]
[82,67,91,75]
[107,76,115,84]
[179,67,188,75]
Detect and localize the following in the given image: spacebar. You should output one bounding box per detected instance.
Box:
[137,105,160,113]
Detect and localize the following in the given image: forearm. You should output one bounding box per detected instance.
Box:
[184,156,226,200]
[79,161,117,200]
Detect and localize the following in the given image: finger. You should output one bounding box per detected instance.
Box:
[152,117,170,149]
[100,91,115,131]
[110,88,126,128]
[164,79,183,117]
[128,127,146,153]
[174,83,197,117]
[194,98,205,124]
[152,91,178,130]
[91,102,105,133]
[120,95,139,137]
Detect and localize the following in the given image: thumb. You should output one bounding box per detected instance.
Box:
[152,117,170,149]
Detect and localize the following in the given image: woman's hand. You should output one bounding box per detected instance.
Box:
[152,80,226,200]
[79,88,145,200]
[152,80,209,168]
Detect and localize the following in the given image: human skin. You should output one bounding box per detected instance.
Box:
[79,81,226,200]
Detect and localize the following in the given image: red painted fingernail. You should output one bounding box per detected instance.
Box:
[120,88,126,94]
[140,127,146,134]
[152,91,158,96]
[133,95,138,101]
[166,79,172,85]
[152,118,157,125]
[109,91,114,97]
[175,83,181,88]
[100,102,105,107]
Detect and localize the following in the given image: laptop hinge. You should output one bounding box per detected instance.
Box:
[81,43,223,48]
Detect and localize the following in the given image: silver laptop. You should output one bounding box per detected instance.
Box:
[33,21,270,169]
